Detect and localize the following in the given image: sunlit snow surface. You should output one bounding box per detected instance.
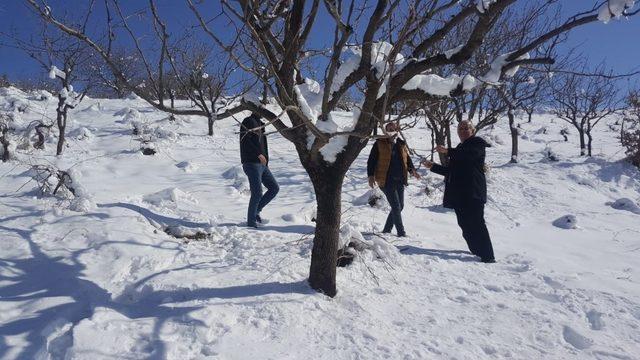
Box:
[1,87,639,359]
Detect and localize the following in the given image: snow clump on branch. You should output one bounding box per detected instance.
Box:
[599,0,636,23]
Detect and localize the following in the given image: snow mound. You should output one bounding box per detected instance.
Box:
[541,145,561,162]
[165,224,212,239]
[81,103,103,112]
[222,165,242,180]
[28,90,53,101]
[222,165,249,194]
[143,188,198,207]
[352,187,388,209]
[126,92,141,100]
[552,215,578,229]
[297,205,317,222]
[114,107,135,117]
[567,173,595,187]
[282,213,305,222]
[535,126,548,135]
[339,223,366,249]
[152,127,178,141]
[70,196,96,212]
[1,95,30,113]
[485,133,505,146]
[68,127,95,141]
[176,161,200,173]
[608,198,640,214]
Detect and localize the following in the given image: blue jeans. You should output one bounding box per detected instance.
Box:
[242,163,279,227]
[381,179,405,235]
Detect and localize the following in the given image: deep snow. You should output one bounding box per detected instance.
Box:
[1,87,639,359]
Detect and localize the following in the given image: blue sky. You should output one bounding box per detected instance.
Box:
[1,1,638,83]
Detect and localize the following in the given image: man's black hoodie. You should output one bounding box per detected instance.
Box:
[240,114,268,165]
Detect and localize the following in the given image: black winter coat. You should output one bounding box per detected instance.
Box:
[240,115,269,164]
[430,136,490,209]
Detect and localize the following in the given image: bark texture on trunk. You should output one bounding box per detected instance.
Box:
[307,167,344,297]
[208,115,214,136]
[56,96,67,156]
[578,129,586,156]
[508,110,518,163]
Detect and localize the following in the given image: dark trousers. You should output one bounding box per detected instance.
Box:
[242,163,279,227]
[454,202,495,260]
[381,179,405,235]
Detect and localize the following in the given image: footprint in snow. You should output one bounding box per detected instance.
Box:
[562,325,593,350]
[586,310,605,331]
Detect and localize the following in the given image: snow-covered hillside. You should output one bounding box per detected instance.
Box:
[1,87,639,359]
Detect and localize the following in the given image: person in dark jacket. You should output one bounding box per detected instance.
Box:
[422,120,495,263]
[367,122,421,237]
[240,113,279,228]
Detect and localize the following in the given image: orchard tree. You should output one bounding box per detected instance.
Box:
[551,64,622,156]
[621,89,640,167]
[5,16,93,155]
[28,0,639,297]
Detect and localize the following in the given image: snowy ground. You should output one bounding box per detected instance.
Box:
[1,87,640,359]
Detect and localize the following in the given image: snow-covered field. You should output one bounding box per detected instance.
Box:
[1,87,639,359]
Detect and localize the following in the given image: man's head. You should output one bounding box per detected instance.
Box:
[384,122,399,138]
[457,120,476,142]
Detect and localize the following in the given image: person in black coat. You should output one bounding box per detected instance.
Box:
[240,113,279,228]
[422,120,495,263]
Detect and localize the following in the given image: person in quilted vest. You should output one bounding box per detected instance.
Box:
[367,122,420,237]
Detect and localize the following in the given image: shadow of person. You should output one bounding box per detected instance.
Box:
[397,245,478,262]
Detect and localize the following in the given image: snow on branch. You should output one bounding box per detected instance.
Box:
[48,65,66,80]
[331,41,405,96]
[476,0,497,14]
[481,52,530,84]
[402,74,477,96]
[599,0,636,23]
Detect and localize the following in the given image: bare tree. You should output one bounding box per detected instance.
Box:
[621,89,640,167]
[0,74,10,88]
[0,113,12,162]
[28,0,639,297]
[551,64,621,156]
[5,12,93,155]
[497,68,548,162]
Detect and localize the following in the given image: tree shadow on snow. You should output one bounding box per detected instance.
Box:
[398,245,478,262]
[98,202,211,229]
[259,224,315,234]
[0,207,311,359]
[216,222,315,235]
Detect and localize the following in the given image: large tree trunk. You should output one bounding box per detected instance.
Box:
[508,109,518,163]
[308,166,344,297]
[207,114,214,136]
[1,128,9,162]
[578,129,586,156]
[56,96,67,156]
[587,131,593,157]
[434,129,449,166]
[34,123,48,149]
